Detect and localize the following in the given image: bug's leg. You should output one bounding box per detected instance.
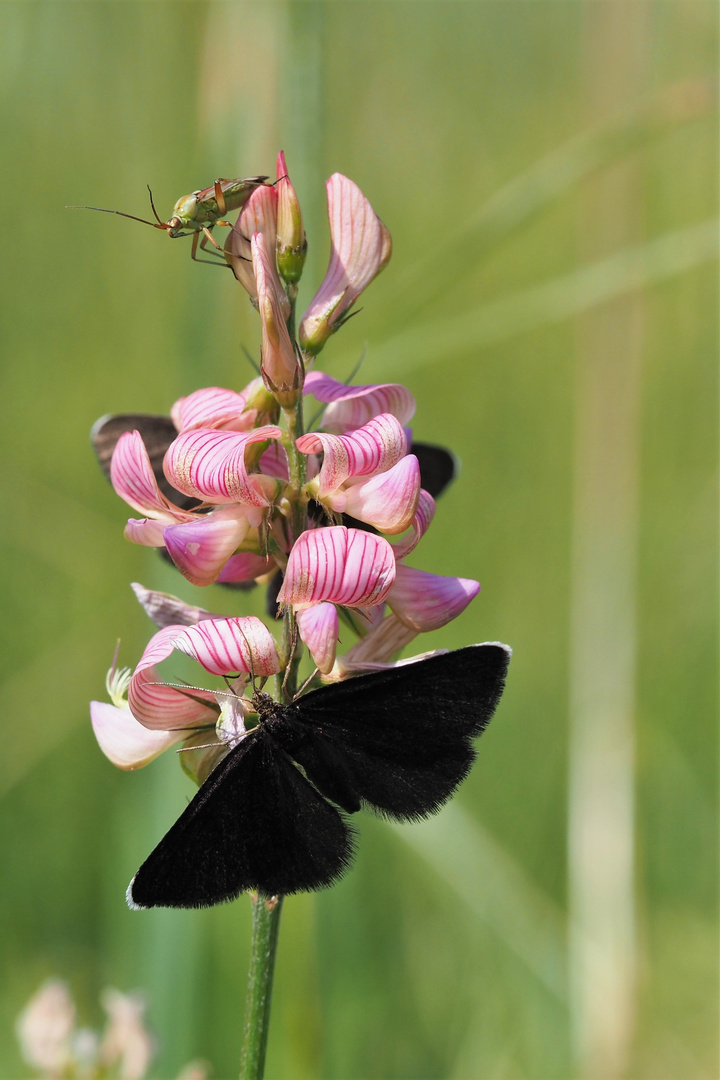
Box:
[213,179,227,216]
[189,228,232,267]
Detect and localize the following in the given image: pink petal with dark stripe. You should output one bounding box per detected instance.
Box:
[164,425,283,506]
[173,617,281,677]
[170,387,249,432]
[304,371,415,433]
[216,553,276,583]
[387,565,480,631]
[296,603,339,674]
[299,174,391,355]
[277,526,395,608]
[128,625,218,729]
[297,413,408,497]
[163,507,251,586]
[390,488,436,559]
[110,430,188,520]
[336,455,420,534]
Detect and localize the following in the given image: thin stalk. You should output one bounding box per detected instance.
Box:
[238,895,284,1080]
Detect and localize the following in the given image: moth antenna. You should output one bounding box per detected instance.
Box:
[294,666,320,700]
[281,620,301,703]
[273,174,289,186]
[176,741,221,753]
[146,185,165,226]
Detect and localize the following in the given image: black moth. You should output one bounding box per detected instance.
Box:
[128,643,511,909]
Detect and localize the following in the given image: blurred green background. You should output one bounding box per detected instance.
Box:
[0,2,717,1078]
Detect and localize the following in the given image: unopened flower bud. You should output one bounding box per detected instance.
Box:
[275,151,307,285]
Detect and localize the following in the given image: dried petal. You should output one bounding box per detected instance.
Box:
[131,583,221,629]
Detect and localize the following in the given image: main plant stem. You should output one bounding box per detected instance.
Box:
[239,311,308,1079]
[238,895,285,1079]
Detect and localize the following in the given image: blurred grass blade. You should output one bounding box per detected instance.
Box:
[384,77,717,323]
[392,802,568,1000]
[368,219,718,377]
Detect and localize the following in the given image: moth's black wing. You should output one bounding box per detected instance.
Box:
[91,413,199,510]
[128,729,354,909]
[281,644,510,821]
[411,442,458,499]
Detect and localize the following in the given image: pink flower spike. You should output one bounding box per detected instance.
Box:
[173,617,281,677]
[297,413,408,497]
[277,526,396,609]
[90,701,185,770]
[170,387,249,432]
[337,454,421,534]
[304,372,415,433]
[128,625,218,729]
[296,603,339,674]
[163,425,283,506]
[299,174,392,355]
[253,232,301,404]
[387,565,480,632]
[276,150,307,285]
[110,431,188,521]
[163,506,252,586]
[224,184,283,309]
[390,488,436,559]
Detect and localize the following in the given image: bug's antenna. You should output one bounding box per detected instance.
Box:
[146,186,165,226]
[67,205,167,230]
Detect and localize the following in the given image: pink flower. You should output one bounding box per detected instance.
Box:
[163,425,283,509]
[298,413,421,535]
[110,430,253,586]
[299,174,392,355]
[277,526,396,672]
[91,616,281,776]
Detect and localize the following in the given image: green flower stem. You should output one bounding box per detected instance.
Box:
[238,894,284,1080]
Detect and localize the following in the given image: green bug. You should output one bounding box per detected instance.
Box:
[69,176,269,264]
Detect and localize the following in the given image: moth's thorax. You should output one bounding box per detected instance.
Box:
[252,690,283,723]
